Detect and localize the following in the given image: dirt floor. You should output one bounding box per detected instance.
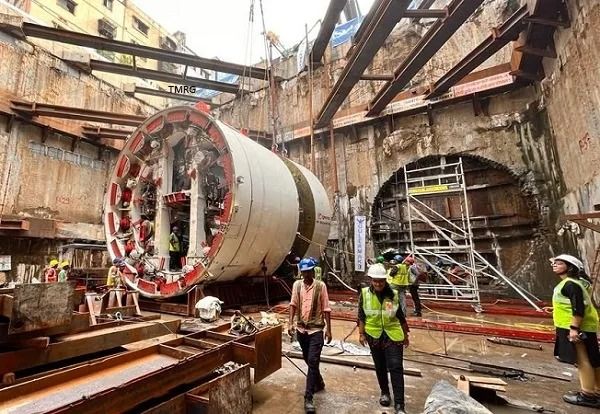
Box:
[251,311,591,414]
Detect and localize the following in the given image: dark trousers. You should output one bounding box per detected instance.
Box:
[296,330,325,399]
[169,251,181,270]
[409,284,421,313]
[368,337,405,407]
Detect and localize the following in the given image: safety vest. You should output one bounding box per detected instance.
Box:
[387,264,410,287]
[314,266,322,281]
[169,233,180,252]
[361,287,405,341]
[45,267,57,283]
[552,277,599,332]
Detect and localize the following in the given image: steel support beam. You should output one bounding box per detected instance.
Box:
[82,126,133,140]
[315,0,411,128]
[361,74,394,81]
[125,85,213,104]
[427,6,529,99]
[404,9,448,19]
[367,0,485,116]
[13,22,270,81]
[72,60,244,95]
[310,0,348,64]
[11,100,147,126]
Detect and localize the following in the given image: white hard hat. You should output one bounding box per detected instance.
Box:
[367,263,387,279]
[553,254,583,271]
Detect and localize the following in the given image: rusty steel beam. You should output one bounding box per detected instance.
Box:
[13,22,270,81]
[0,319,181,375]
[315,0,412,128]
[82,126,133,140]
[73,60,244,95]
[367,0,486,116]
[426,5,529,99]
[361,74,394,81]
[11,100,147,126]
[404,9,448,19]
[310,0,348,64]
[127,85,213,104]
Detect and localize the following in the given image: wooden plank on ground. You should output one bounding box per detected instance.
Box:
[0,319,181,375]
[9,283,74,335]
[452,375,507,385]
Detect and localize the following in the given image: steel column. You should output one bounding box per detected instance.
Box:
[427,6,529,99]
[315,0,411,128]
[16,22,270,81]
[366,0,486,116]
[310,0,348,64]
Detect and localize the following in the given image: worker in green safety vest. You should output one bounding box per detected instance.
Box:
[387,255,409,315]
[358,263,409,414]
[551,254,600,408]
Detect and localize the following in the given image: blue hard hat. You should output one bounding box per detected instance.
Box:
[394,255,404,262]
[299,258,316,272]
[310,256,320,265]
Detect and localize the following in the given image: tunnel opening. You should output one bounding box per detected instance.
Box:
[371,154,541,299]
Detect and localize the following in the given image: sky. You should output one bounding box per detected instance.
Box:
[139,0,375,65]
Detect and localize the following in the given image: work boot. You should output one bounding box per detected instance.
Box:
[563,391,600,408]
[304,396,316,413]
[395,403,406,414]
[379,393,391,407]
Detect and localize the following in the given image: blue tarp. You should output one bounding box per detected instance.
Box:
[196,72,240,99]
[331,16,364,47]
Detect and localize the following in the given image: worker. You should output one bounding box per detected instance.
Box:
[404,256,423,317]
[139,215,154,252]
[58,260,70,283]
[44,259,59,283]
[358,263,409,414]
[169,226,182,270]
[551,254,600,408]
[387,255,409,315]
[288,257,332,413]
[107,258,124,287]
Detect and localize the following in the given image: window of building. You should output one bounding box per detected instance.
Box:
[98,18,116,39]
[103,0,113,10]
[57,0,77,14]
[132,16,149,36]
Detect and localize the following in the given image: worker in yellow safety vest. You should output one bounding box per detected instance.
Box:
[169,226,182,270]
[358,263,409,414]
[551,254,600,408]
[387,255,409,315]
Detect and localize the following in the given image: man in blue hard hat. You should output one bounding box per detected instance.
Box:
[288,257,332,413]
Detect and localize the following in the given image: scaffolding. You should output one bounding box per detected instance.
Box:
[403,157,541,311]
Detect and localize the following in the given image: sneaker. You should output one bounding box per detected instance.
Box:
[395,403,407,414]
[304,396,316,413]
[379,393,391,407]
[563,391,600,408]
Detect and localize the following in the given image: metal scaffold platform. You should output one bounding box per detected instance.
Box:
[403,157,541,311]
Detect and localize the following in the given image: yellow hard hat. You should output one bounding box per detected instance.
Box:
[49,259,59,267]
[61,260,70,268]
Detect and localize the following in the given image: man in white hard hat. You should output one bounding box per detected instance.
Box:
[358,263,410,414]
[550,254,600,408]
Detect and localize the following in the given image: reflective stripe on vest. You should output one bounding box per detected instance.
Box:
[552,277,599,332]
[362,287,405,341]
[387,264,410,287]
